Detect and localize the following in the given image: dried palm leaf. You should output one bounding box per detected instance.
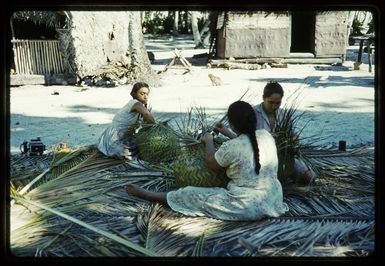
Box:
[50,145,98,178]
[11,195,158,256]
[9,122,374,258]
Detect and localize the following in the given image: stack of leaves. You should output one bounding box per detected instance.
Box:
[135,121,180,164]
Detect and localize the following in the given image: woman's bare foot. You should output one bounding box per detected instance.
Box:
[125,184,148,199]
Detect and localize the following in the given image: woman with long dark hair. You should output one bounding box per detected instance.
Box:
[125,101,288,221]
[97,82,155,159]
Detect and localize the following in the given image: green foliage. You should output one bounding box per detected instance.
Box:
[367,19,374,34]
[351,18,363,36]
[162,15,174,33]
[142,11,178,35]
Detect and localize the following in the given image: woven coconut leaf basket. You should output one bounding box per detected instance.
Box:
[172,142,228,188]
[135,122,181,164]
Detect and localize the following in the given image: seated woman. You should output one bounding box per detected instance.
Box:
[254,81,316,185]
[125,101,289,221]
[97,82,155,160]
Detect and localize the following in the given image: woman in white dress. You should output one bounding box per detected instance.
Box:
[97,82,155,160]
[125,101,288,221]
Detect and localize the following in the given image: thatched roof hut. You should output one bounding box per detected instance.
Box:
[214,11,350,62]
[11,11,131,80]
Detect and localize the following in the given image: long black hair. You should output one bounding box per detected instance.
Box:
[227,101,261,174]
[130,82,149,108]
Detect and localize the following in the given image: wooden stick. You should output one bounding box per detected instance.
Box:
[367,40,372,73]
[40,41,45,74]
[18,42,23,74]
[56,42,64,72]
[34,41,39,74]
[31,41,37,74]
[52,41,58,74]
[26,41,33,74]
[20,42,26,74]
[14,42,20,74]
[48,41,57,73]
[44,41,49,74]
[37,41,42,74]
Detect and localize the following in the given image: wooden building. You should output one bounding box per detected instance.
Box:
[214,11,350,63]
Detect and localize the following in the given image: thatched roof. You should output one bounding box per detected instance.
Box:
[12,11,68,29]
[9,143,374,257]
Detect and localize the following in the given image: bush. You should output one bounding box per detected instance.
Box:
[351,18,363,36]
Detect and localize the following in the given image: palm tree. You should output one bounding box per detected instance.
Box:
[173,11,179,36]
[127,11,160,86]
[191,11,203,48]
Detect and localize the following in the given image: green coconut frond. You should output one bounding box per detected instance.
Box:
[174,106,220,143]
[273,88,319,185]
[50,145,98,178]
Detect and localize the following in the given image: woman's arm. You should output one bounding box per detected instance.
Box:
[214,123,237,139]
[201,133,225,171]
[132,102,155,123]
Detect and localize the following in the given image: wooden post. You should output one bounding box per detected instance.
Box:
[13,41,20,74]
[20,41,26,74]
[26,41,33,74]
[357,39,364,63]
[51,42,57,74]
[31,41,37,74]
[367,39,372,73]
[36,41,42,74]
[46,41,51,74]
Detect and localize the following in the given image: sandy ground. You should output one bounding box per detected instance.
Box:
[9,35,376,154]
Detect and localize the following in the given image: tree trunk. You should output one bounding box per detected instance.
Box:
[10,17,15,39]
[173,11,179,36]
[191,11,202,48]
[127,11,160,87]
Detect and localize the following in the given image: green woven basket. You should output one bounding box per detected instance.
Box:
[172,142,228,188]
[135,122,180,164]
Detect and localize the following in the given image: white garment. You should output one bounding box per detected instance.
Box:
[167,129,289,221]
[254,103,314,181]
[97,99,142,159]
[253,102,284,133]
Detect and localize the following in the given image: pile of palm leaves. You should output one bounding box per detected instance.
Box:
[8,88,374,258]
[9,142,374,257]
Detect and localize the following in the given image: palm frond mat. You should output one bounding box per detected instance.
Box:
[10,144,374,257]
